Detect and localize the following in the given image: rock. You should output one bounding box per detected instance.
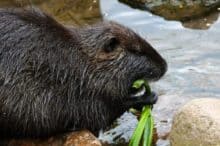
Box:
[119,0,220,21]
[64,131,102,146]
[0,0,101,26]
[2,130,102,146]
[170,98,220,146]
[182,11,219,29]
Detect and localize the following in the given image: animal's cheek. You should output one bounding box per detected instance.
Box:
[94,48,125,62]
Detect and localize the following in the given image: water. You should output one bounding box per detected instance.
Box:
[0,0,220,145]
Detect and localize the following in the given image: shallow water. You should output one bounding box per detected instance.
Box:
[0,0,220,146]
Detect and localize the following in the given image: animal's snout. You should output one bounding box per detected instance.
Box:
[159,59,167,77]
[141,44,167,79]
[142,49,167,80]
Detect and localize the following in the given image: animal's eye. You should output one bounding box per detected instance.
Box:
[104,38,119,53]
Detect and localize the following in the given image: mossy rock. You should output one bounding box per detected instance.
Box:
[119,0,220,21]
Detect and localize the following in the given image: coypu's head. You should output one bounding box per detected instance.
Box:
[78,22,167,101]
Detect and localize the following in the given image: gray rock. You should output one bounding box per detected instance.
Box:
[170,98,220,146]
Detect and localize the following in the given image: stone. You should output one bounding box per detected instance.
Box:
[170,98,220,146]
[2,130,102,146]
[64,130,102,146]
[119,0,220,21]
[0,0,101,26]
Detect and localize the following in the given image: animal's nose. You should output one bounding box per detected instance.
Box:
[142,45,167,78]
[159,59,167,78]
[147,57,167,80]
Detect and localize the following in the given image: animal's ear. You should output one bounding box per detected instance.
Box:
[103,37,120,53]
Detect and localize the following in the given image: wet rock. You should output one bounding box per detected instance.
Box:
[98,112,158,145]
[98,112,137,145]
[170,98,220,146]
[182,11,219,29]
[2,130,102,146]
[119,0,220,21]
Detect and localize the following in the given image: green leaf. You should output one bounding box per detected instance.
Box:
[129,106,151,146]
[129,80,154,146]
[143,108,154,146]
[132,79,151,96]
[132,79,146,89]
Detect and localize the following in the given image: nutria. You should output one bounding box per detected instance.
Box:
[0,8,167,138]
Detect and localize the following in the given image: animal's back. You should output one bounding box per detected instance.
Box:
[0,9,78,138]
[0,9,56,73]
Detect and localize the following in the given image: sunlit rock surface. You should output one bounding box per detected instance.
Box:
[119,0,220,20]
[119,0,220,29]
[0,0,101,25]
[170,98,220,146]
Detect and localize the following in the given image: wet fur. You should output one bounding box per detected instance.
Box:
[0,8,167,138]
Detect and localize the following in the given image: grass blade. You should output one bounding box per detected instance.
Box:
[143,107,154,146]
[129,107,149,146]
[129,80,154,146]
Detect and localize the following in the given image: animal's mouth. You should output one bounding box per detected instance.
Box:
[125,79,158,109]
[129,84,147,98]
[129,79,151,99]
